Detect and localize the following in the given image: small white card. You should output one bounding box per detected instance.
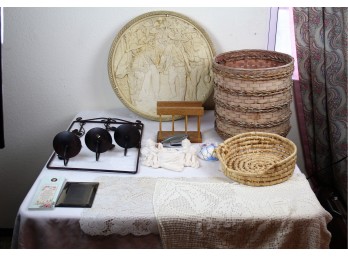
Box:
[28,176,66,210]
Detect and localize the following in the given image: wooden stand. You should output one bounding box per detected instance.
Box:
[157,101,204,143]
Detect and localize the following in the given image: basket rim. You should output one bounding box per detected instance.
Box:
[216,132,297,177]
[213,49,294,72]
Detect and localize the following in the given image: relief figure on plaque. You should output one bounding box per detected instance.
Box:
[111,14,213,117]
[160,25,190,101]
[185,32,212,101]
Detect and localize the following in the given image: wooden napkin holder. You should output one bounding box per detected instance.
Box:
[157,101,204,143]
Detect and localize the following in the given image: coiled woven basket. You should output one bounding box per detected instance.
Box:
[213,49,294,139]
[215,132,297,186]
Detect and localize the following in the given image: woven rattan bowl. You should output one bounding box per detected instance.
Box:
[216,132,297,186]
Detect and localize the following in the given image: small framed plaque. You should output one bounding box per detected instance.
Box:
[55,182,99,208]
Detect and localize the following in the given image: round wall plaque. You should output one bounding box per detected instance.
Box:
[108,11,215,121]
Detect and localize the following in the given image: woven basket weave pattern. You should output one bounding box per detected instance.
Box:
[215,119,291,139]
[213,50,294,81]
[213,49,294,139]
[216,132,297,186]
[214,77,293,95]
[214,88,292,110]
[215,105,291,126]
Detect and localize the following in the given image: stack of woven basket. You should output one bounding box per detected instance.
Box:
[213,49,294,139]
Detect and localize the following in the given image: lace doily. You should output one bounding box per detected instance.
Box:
[80,177,158,236]
[79,176,227,236]
[79,173,331,248]
[153,172,332,248]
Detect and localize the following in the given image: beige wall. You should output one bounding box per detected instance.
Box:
[0,7,303,228]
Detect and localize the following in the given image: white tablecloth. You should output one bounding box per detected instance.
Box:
[11,108,332,249]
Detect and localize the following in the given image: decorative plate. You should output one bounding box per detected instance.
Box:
[108,11,215,121]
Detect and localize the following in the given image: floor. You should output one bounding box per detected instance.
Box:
[0,229,13,249]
